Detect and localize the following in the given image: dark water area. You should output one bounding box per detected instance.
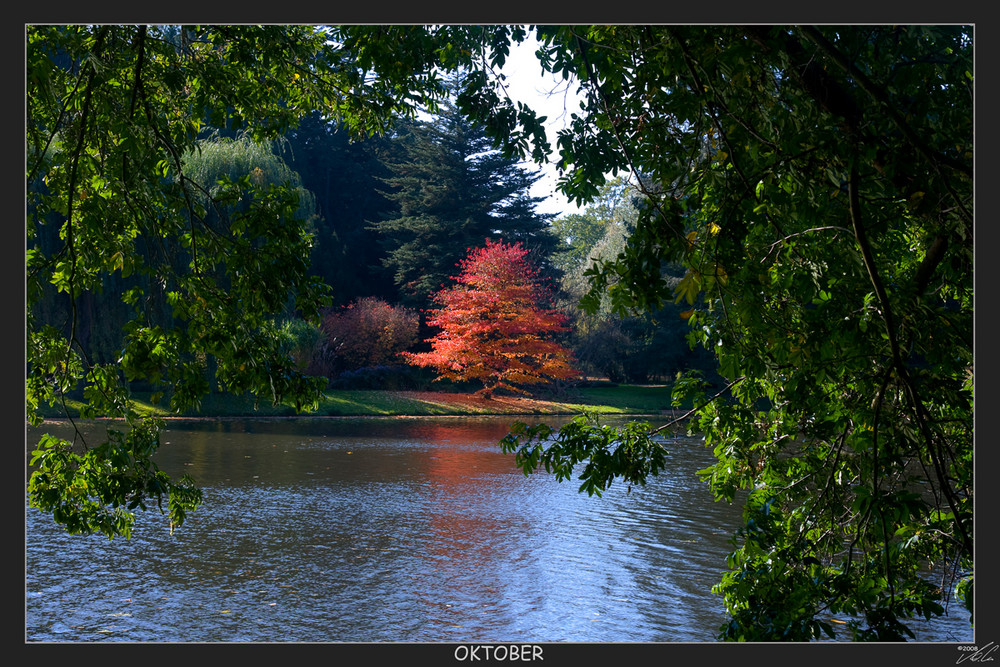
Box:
[25,416,974,644]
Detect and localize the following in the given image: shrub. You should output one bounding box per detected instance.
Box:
[319,297,419,376]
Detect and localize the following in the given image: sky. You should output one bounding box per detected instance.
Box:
[496,37,586,218]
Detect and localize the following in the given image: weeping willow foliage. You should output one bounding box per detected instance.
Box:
[181,134,319,230]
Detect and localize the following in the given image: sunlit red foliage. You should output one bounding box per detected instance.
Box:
[404,240,579,396]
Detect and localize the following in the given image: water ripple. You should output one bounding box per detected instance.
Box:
[26,419,970,643]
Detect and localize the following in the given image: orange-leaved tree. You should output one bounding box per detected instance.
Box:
[404,240,579,396]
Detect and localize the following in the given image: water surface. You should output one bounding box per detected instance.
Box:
[25,416,973,643]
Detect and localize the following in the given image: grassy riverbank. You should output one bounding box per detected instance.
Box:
[36,383,683,420]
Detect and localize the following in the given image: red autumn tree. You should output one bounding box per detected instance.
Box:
[404,240,579,397]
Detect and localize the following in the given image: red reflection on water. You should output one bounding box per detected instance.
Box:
[410,420,532,633]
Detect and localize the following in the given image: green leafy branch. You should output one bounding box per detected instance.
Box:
[500,413,668,496]
[28,418,202,539]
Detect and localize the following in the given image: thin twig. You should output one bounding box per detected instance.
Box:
[651,375,746,434]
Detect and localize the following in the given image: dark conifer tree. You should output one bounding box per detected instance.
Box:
[283,112,397,305]
[372,82,558,309]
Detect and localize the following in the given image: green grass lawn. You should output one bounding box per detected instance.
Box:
[34,383,682,420]
[571,384,677,414]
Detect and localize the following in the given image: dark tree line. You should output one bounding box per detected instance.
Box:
[31,81,560,370]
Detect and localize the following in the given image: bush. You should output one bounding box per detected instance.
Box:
[319,297,420,376]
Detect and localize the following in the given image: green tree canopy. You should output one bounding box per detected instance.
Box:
[550,176,635,273]
[500,25,974,641]
[25,24,471,538]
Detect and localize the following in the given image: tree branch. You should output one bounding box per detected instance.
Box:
[848,160,973,559]
[799,26,972,180]
[651,375,746,434]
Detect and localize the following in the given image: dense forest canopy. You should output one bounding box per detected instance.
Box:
[26,24,973,641]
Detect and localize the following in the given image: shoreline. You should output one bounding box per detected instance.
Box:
[31,386,686,423]
[31,411,683,424]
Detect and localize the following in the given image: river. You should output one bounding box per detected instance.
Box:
[25,416,974,643]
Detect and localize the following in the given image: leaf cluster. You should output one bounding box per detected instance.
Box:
[500,413,668,497]
[28,420,202,539]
